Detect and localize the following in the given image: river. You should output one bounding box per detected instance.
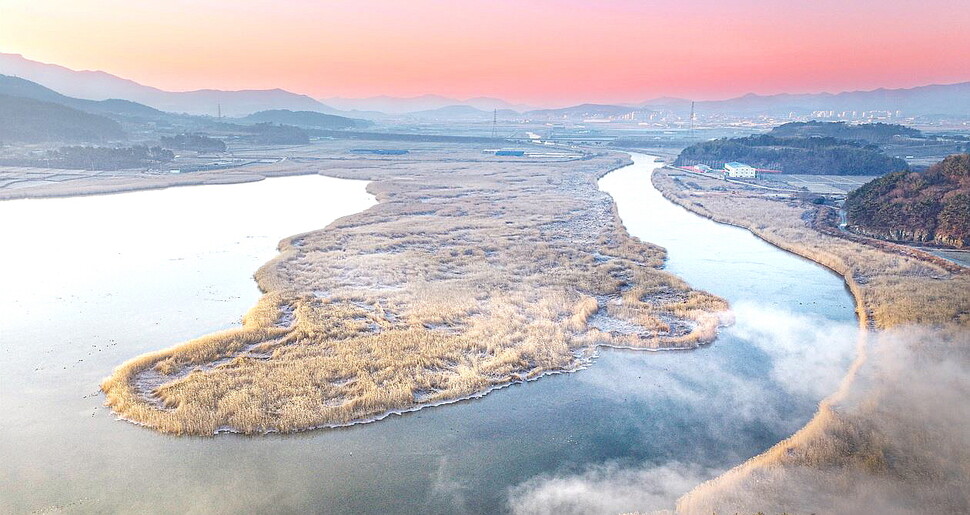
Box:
[0,155,858,514]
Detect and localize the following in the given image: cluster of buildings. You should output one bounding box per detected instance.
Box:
[809,109,906,121]
[687,162,760,178]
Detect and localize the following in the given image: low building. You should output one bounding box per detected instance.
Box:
[724,162,757,178]
[351,149,409,155]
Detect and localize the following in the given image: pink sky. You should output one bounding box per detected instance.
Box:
[1,0,968,106]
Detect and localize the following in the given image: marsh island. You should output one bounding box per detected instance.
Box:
[100,146,727,435]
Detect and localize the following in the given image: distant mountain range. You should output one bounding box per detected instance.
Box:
[400,104,520,121]
[0,74,165,119]
[1,52,968,120]
[0,53,333,117]
[377,83,970,120]
[639,83,970,117]
[0,74,378,146]
[320,94,533,115]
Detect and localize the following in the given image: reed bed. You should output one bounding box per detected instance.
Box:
[101,151,727,435]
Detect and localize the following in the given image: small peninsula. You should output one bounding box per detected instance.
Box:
[101,149,728,435]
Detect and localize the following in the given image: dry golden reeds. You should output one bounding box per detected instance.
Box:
[102,151,728,435]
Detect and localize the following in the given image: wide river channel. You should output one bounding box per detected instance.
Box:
[0,154,858,514]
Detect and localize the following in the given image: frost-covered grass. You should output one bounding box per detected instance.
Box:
[100,151,727,435]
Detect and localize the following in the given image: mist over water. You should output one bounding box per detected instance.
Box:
[506,302,859,514]
[674,324,970,515]
[507,155,862,513]
[1,157,859,514]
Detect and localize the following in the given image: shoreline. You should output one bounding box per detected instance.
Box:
[113,357,596,437]
[0,168,278,201]
[109,333,730,437]
[653,166,874,327]
[0,143,590,203]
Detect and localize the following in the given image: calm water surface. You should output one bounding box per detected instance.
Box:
[0,157,858,514]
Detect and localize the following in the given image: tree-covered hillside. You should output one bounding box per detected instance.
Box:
[0,94,125,143]
[245,123,310,145]
[675,135,908,175]
[161,133,226,152]
[845,153,970,248]
[769,121,922,143]
[242,109,370,130]
[0,145,175,170]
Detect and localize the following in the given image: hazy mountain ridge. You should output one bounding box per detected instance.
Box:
[320,94,533,114]
[402,104,520,120]
[0,93,125,143]
[2,52,968,122]
[0,53,337,117]
[0,75,315,146]
[643,83,970,117]
[239,109,371,129]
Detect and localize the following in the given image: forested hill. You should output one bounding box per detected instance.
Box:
[0,74,163,119]
[768,121,922,143]
[241,110,371,129]
[675,135,909,175]
[845,153,970,248]
[0,94,125,143]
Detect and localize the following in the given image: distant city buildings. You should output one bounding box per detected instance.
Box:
[808,109,905,121]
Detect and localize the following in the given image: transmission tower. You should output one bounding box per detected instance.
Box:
[688,101,695,141]
[491,109,498,139]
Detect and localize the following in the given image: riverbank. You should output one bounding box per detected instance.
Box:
[0,140,584,201]
[652,166,970,513]
[101,146,729,435]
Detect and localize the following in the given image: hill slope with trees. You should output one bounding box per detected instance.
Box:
[245,123,310,145]
[160,133,226,152]
[768,121,922,143]
[0,94,125,143]
[0,74,164,119]
[845,153,970,248]
[675,134,909,175]
[241,109,370,129]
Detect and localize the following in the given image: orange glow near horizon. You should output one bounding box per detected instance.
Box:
[1,0,968,106]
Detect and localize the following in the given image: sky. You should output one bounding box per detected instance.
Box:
[1,0,968,106]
